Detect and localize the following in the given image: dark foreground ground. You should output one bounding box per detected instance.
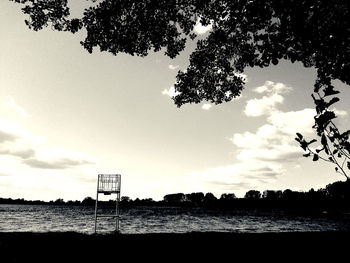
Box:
[1,231,349,262]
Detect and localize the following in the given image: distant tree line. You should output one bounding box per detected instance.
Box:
[159,181,350,212]
[1,180,350,212]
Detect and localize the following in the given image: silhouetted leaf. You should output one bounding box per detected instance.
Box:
[300,140,308,151]
[308,139,317,145]
[272,58,278,65]
[327,97,340,107]
[347,161,350,170]
[316,148,324,153]
[323,86,340,97]
[313,154,319,161]
[312,94,327,114]
[314,111,337,137]
[321,134,327,146]
[303,152,311,157]
[340,130,350,140]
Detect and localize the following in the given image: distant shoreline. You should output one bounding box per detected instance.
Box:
[1,231,349,261]
[1,180,350,212]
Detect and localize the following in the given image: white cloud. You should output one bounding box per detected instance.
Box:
[162,86,180,98]
[232,108,316,166]
[201,104,212,110]
[332,108,348,117]
[254,81,292,94]
[244,81,293,117]
[267,108,316,135]
[193,18,213,35]
[7,95,32,118]
[168,64,179,70]
[244,93,284,117]
[188,81,319,196]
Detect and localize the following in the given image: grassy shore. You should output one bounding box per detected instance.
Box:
[1,231,349,262]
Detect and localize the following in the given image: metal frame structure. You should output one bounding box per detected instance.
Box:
[94,174,121,233]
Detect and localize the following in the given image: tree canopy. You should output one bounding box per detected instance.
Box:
[10,0,350,176]
[10,0,350,106]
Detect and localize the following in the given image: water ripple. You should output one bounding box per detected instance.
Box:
[1,204,350,234]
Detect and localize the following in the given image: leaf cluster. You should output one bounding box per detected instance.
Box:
[295,83,350,179]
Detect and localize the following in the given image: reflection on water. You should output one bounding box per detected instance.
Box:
[1,204,350,234]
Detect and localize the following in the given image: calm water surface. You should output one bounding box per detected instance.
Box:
[1,204,349,234]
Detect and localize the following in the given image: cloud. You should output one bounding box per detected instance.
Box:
[244,93,284,117]
[0,118,25,143]
[0,147,35,159]
[162,86,180,98]
[23,157,94,170]
[7,95,32,118]
[235,83,316,165]
[253,81,292,94]
[244,81,292,117]
[201,104,212,110]
[0,118,95,170]
[193,18,213,35]
[267,108,316,135]
[0,130,18,143]
[168,64,179,70]
[188,80,319,196]
[21,146,96,170]
[332,108,347,117]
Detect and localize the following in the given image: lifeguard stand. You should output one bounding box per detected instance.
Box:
[94,174,121,233]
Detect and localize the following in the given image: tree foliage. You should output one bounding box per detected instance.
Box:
[11,0,350,105]
[244,190,261,200]
[295,87,350,179]
[11,0,350,177]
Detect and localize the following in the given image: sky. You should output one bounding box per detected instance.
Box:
[1,1,350,201]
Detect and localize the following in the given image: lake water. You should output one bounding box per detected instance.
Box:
[1,204,350,234]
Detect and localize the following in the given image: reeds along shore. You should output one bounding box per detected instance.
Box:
[0,231,349,262]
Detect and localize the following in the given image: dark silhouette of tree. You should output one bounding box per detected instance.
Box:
[11,0,350,178]
[163,193,186,204]
[53,198,64,205]
[185,192,204,206]
[244,190,261,200]
[325,180,350,201]
[81,196,95,206]
[262,190,282,201]
[203,192,217,206]
[281,189,296,201]
[220,193,236,201]
[1,180,350,211]
[121,196,131,202]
